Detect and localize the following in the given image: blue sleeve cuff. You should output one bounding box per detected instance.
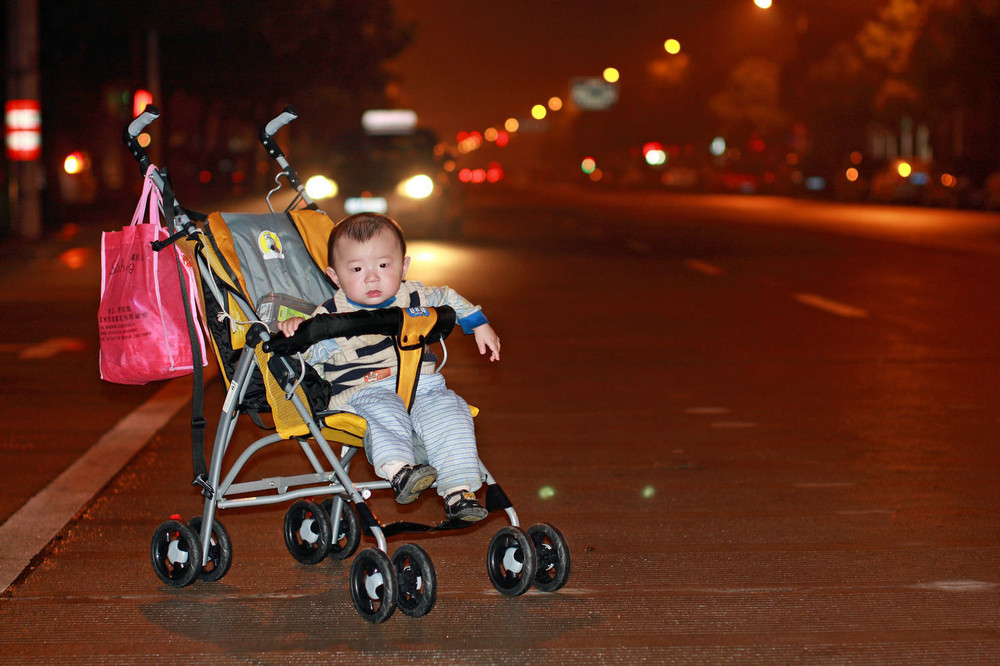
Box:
[458,310,488,334]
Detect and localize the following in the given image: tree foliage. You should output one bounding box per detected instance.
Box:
[39,1,414,147]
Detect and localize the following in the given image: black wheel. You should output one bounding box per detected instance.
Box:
[393,544,437,617]
[321,497,361,561]
[350,548,397,623]
[486,526,537,596]
[188,516,233,582]
[150,519,203,587]
[283,500,331,565]
[527,523,571,592]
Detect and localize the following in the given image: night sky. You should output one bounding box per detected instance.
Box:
[390,0,881,139]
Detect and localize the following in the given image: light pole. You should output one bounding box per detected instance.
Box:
[6,0,43,240]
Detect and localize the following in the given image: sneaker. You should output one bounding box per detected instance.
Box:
[390,464,437,504]
[444,490,488,522]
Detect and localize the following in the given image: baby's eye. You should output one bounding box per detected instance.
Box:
[379,262,389,269]
[351,266,362,272]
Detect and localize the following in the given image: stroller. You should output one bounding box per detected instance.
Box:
[124,106,570,622]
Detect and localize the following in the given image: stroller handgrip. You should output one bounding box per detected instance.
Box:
[262,307,456,356]
[263,105,298,138]
[127,105,160,139]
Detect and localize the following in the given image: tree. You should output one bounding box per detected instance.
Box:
[38,0,414,203]
[708,57,788,141]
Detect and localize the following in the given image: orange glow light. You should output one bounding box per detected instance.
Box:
[846,167,859,182]
[59,247,90,270]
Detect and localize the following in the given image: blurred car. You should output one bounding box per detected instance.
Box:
[306,113,463,238]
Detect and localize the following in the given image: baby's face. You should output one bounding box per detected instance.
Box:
[327,228,410,306]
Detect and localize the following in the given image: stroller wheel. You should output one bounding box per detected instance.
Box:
[350,548,397,623]
[486,526,537,597]
[321,498,361,561]
[150,519,203,587]
[393,544,437,617]
[283,500,331,565]
[527,523,571,592]
[188,516,233,582]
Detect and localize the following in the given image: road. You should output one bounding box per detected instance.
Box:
[1,186,999,663]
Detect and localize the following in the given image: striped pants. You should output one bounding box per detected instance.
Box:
[350,373,482,495]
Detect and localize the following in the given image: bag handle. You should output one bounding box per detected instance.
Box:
[131,164,163,227]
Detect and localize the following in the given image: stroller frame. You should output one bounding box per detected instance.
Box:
[125,105,570,622]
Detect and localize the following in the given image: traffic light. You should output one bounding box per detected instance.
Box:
[133,90,153,118]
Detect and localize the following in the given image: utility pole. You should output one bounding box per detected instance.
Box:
[6,0,43,240]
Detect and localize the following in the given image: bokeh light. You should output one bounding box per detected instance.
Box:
[664,38,681,54]
[548,96,563,111]
[603,67,620,83]
[531,104,547,120]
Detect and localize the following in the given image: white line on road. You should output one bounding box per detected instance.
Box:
[0,377,196,593]
[793,293,868,318]
[685,259,725,276]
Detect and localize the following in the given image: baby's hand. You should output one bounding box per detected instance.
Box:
[473,323,500,362]
[277,316,304,337]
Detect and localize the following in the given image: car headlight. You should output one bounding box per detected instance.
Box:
[398,174,434,199]
[305,175,338,200]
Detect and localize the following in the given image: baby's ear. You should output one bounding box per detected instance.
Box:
[326,265,340,286]
[401,255,411,279]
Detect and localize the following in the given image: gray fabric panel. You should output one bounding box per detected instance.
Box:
[220,212,335,312]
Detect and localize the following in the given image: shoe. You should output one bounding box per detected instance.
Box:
[390,464,437,504]
[444,490,488,522]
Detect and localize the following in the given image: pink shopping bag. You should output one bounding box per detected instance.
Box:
[98,166,207,384]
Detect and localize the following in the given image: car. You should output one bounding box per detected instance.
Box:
[306,112,464,238]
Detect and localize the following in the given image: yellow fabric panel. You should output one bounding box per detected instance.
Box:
[253,345,312,439]
[288,209,337,271]
[396,307,441,409]
[205,212,251,298]
[321,412,368,448]
[177,236,230,382]
[225,294,251,351]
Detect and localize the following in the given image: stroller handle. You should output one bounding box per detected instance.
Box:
[263,105,298,138]
[123,105,161,177]
[127,105,160,139]
[262,307,456,357]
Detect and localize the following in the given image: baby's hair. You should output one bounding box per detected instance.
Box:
[328,212,407,266]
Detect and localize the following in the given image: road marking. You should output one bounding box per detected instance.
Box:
[0,338,87,359]
[685,259,724,276]
[20,337,87,359]
[686,406,731,415]
[913,580,998,592]
[0,377,195,593]
[793,293,868,318]
[792,481,857,488]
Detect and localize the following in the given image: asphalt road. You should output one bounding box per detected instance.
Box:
[1,187,999,663]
